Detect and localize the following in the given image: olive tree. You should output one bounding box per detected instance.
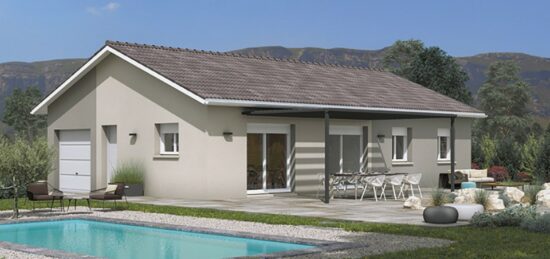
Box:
[0,137,54,218]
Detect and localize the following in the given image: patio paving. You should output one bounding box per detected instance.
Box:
[127,192,468,226]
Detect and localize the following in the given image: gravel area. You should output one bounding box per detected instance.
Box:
[0,208,452,258]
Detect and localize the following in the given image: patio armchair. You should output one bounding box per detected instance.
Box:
[400,173,423,198]
[89,183,128,209]
[381,174,405,200]
[360,175,386,201]
[26,181,64,211]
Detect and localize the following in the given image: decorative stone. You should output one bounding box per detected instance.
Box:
[403,196,424,210]
[536,189,550,208]
[503,187,524,203]
[543,183,550,190]
[444,203,484,221]
[453,188,479,204]
[423,206,459,224]
[486,195,505,211]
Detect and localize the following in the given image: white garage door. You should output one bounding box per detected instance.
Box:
[59,130,91,193]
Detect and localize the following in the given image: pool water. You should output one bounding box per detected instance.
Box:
[0,219,313,258]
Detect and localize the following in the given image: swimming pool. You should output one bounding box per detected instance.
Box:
[0,219,315,258]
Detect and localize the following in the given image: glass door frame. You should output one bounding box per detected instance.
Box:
[247,123,291,194]
[329,125,364,173]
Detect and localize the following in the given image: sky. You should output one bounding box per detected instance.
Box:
[0,0,549,63]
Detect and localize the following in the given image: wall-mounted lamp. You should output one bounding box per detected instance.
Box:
[223,131,233,142]
[377,134,385,143]
[129,132,137,145]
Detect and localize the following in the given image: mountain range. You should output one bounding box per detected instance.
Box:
[1,46,549,121]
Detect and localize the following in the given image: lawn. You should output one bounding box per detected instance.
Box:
[0,199,548,258]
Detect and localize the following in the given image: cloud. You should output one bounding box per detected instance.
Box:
[104,2,120,12]
[86,2,120,15]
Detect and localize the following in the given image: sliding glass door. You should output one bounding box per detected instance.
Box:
[247,124,290,193]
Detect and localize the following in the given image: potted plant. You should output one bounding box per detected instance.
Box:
[110,161,145,196]
[423,188,459,224]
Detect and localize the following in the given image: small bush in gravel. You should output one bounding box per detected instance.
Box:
[470,205,537,227]
[521,214,550,233]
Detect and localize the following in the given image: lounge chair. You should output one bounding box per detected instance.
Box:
[26,181,64,211]
[89,183,128,209]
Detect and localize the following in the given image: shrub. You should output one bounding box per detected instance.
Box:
[474,189,489,209]
[523,185,542,205]
[498,191,511,208]
[111,161,145,184]
[470,205,537,227]
[471,162,480,170]
[492,205,537,227]
[430,188,452,206]
[521,213,550,234]
[471,212,496,227]
[480,135,497,169]
[516,172,533,183]
[488,166,510,182]
[535,128,550,182]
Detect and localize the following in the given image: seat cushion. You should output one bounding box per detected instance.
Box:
[90,194,122,200]
[32,194,54,200]
[470,169,488,178]
[469,177,495,183]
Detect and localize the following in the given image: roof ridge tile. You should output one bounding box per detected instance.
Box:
[105,40,376,71]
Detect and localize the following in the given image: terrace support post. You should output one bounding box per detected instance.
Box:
[450,117,456,192]
[324,110,330,204]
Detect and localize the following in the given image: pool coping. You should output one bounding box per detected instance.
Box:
[0,215,366,258]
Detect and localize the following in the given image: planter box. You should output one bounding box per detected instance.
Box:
[124,184,144,196]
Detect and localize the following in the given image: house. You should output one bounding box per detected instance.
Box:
[32,41,486,200]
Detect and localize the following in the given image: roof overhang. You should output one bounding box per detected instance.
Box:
[208,99,487,119]
[32,45,487,119]
[31,46,207,115]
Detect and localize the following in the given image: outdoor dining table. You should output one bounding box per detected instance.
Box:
[332,172,408,200]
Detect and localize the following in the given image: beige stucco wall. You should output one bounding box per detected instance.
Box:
[46,53,474,200]
[47,69,97,189]
[369,118,472,187]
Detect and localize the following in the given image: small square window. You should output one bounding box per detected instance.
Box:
[159,123,179,155]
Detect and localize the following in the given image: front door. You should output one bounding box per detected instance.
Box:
[105,126,117,183]
[247,124,290,194]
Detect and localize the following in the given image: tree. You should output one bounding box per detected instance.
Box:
[408,47,472,104]
[476,61,532,143]
[535,125,550,182]
[0,137,53,218]
[382,39,425,77]
[383,40,472,104]
[521,134,541,176]
[2,87,46,141]
[479,135,497,169]
[530,122,544,137]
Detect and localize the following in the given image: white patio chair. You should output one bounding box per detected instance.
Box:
[400,173,423,198]
[381,174,405,200]
[360,175,386,201]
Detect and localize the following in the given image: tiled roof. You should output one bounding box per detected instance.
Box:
[105,41,482,114]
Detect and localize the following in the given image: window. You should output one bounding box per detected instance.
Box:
[438,128,450,160]
[392,127,407,161]
[159,123,179,154]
